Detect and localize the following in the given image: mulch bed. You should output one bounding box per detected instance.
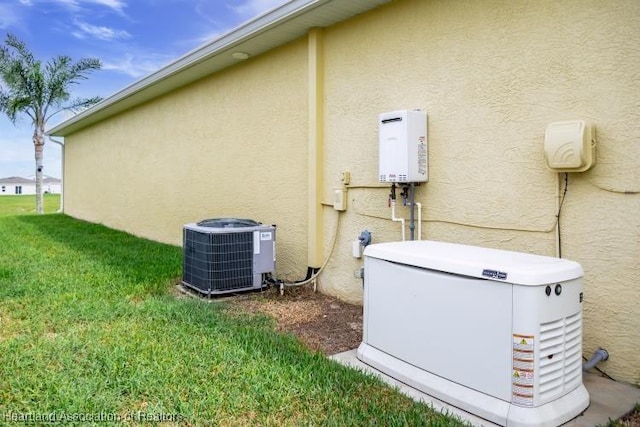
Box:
[225,285,363,356]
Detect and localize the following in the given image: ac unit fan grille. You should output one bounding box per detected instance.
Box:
[183,229,254,293]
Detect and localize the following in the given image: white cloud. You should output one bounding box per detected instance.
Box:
[188,0,287,46]
[231,0,287,18]
[102,52,171,78]
[0,4,20,29]
[89,0,126,13]
[51,0,81,10]
[183,29,226,49]
[28,0,127,14]
[73,20,130,40]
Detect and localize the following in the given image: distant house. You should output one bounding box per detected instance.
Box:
[0,176,61,195]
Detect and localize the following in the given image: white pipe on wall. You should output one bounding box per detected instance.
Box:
[391,200,405,241]
[48,137,64,213]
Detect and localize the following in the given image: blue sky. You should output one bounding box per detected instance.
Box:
[0,0,287,179]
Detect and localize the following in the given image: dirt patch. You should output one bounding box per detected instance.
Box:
[176,283,362,355]
[619,409,640,427]
[226,285,363,355]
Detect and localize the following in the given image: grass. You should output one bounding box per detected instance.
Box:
[0,203,466,426]
[0,194,60,216]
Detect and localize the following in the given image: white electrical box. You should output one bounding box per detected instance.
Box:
[379,110,427,183]
[333,188,347,211]
[544,120,596,172]
[358,240,589,427]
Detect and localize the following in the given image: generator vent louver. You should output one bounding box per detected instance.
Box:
[538,311,583,403]
[182,218,275,296]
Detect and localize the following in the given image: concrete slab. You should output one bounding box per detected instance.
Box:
[331,349,640,427]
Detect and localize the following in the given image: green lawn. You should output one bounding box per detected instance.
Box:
[0,203,465,426]
[0,194,60,216]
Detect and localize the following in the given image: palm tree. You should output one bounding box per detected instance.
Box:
[0,33,101,214]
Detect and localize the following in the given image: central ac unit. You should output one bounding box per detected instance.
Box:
[358,240,589,427]
[182,218,275,295]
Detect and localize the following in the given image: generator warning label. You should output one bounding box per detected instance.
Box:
[512,334,534,407]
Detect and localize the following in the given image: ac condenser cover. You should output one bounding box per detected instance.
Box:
[182,218,275,295]
[358,240,589,427]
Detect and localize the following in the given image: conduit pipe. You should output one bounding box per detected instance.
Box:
[415,202,422,240]
[583,348,609,372]
[409,183,416,240]
[555,172,561,258]
[391,199,406,241]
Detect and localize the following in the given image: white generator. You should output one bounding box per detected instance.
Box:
[358,240,589,427]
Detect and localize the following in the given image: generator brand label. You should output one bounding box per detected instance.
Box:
[512,334,535,407]
[260,232,272,241]
[482,269,507,280]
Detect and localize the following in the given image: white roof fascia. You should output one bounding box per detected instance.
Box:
[48,0,390,137]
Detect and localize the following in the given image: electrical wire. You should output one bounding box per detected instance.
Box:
[587,180,640,195]
[280,208,341,291]
[556,173,569,258]
[349,178,636,235]
[355,211,559,234]
[350,186,562,234]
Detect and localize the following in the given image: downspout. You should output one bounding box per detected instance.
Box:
[48,136,64,213]
[307,28,324,271]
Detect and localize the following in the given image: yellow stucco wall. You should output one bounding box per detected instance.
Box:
[64,38,310,280]
[62,0,639,384]
[320,0,639,384]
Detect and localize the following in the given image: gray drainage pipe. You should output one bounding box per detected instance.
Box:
[583,348,609,371]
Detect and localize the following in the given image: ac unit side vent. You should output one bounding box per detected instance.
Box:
[539,312,583,403]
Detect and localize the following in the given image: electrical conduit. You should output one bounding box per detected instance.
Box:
[416,202,422,240]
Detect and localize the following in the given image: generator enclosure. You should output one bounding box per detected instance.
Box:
[379,109,428,183]
[182,219,275,295]
[358,240,589,427]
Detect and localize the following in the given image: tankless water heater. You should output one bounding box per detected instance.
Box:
[378,110,427,183]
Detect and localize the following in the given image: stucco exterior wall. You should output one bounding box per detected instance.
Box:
[61,0,639,384]
[64,38,309,280]
[320,0,639,384]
